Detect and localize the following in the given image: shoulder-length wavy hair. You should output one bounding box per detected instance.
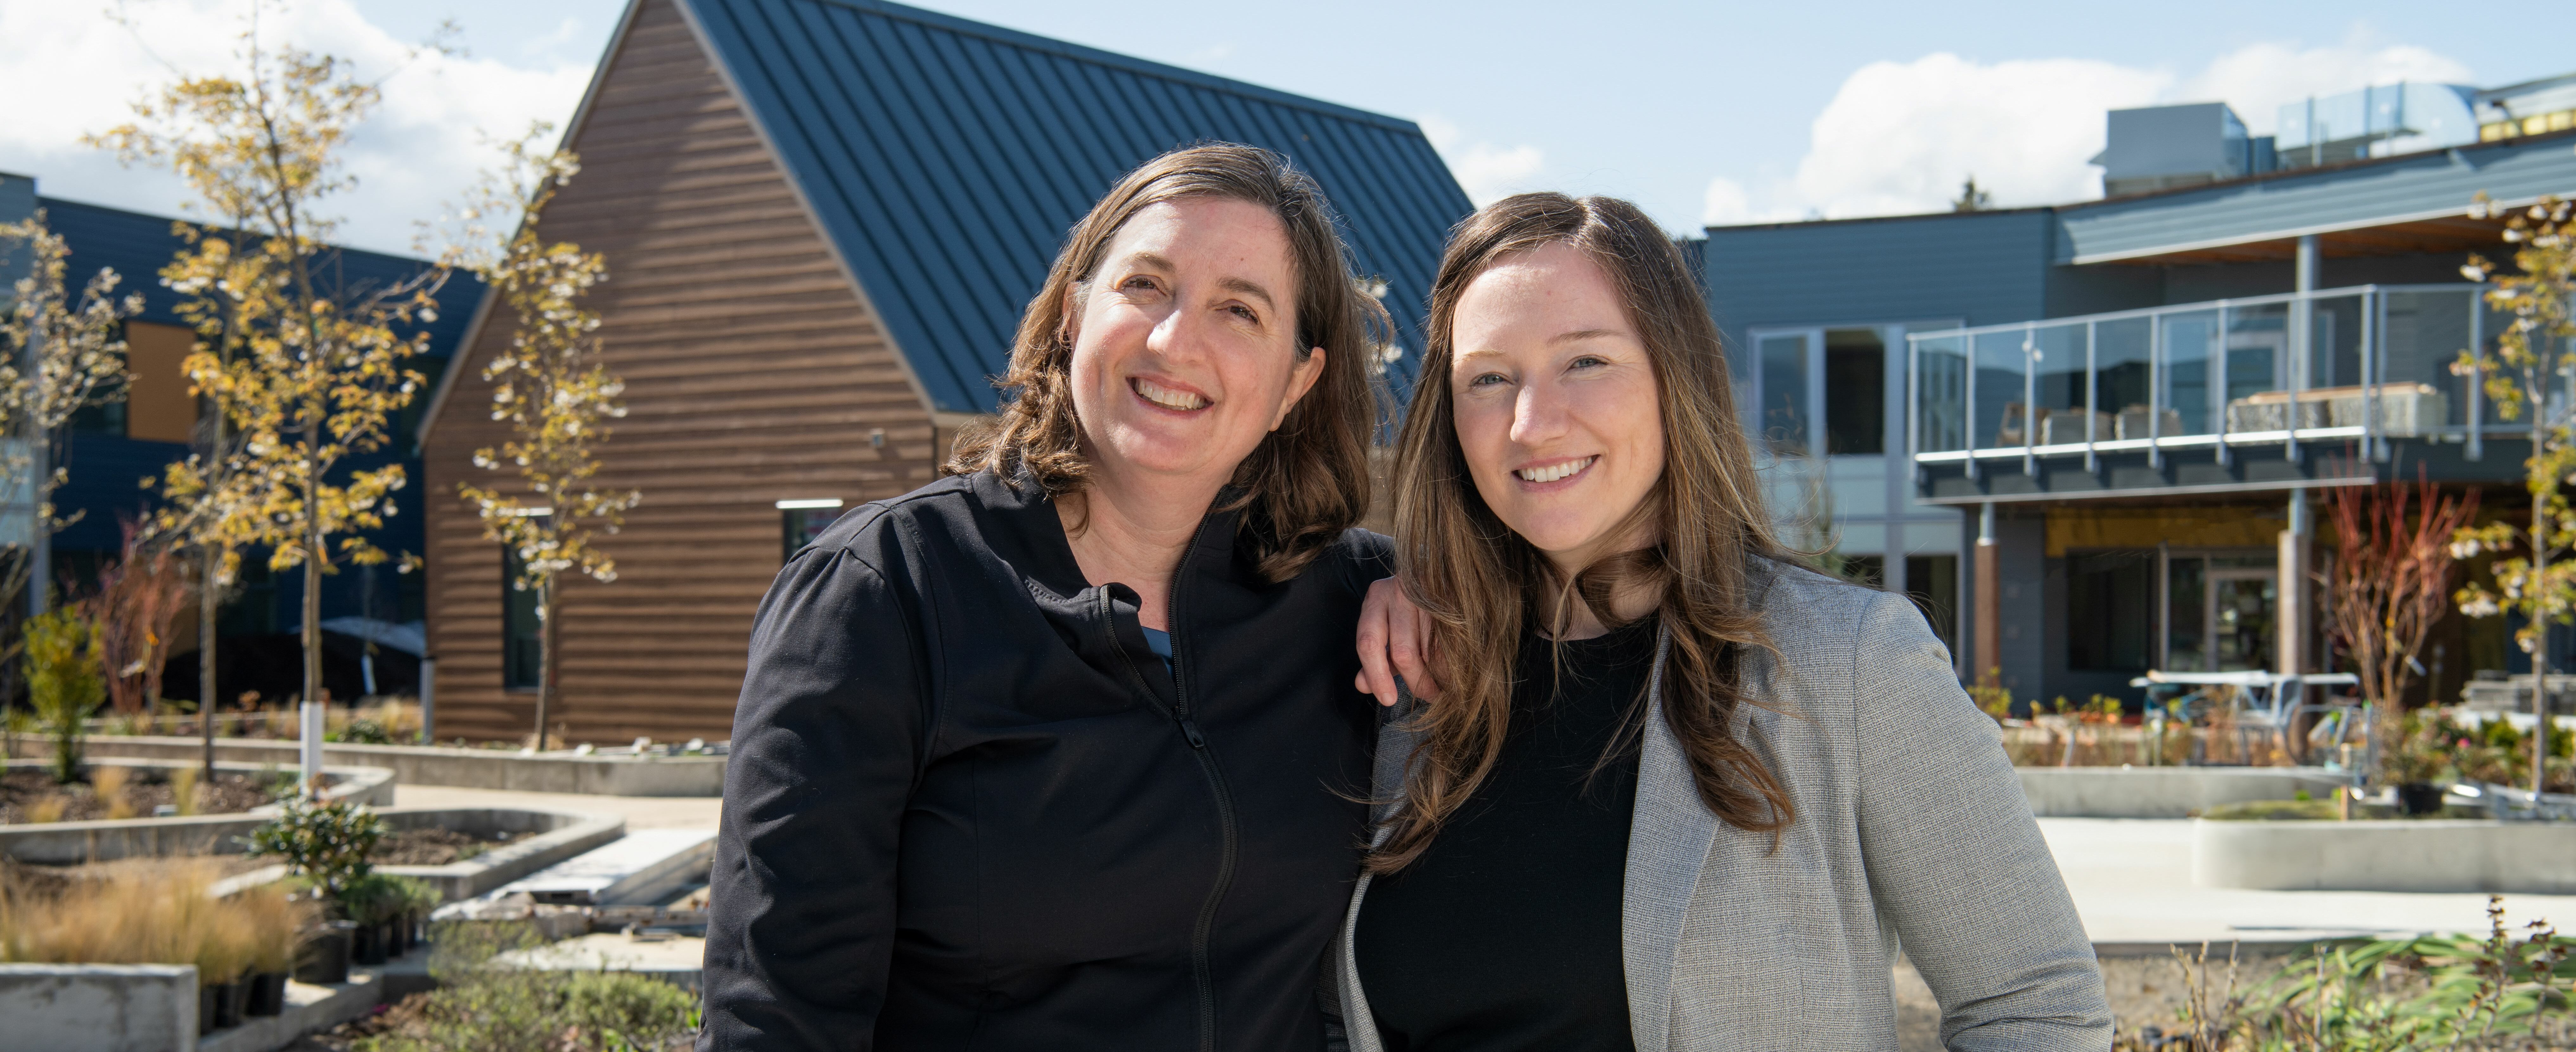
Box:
[944,142,1388,583]
[1369,193,1795,874]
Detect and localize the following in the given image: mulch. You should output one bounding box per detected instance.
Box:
[0,767,273,824]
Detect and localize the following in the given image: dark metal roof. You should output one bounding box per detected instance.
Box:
[676,0,1472,414]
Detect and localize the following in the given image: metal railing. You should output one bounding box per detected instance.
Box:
[1906,284,2496,477]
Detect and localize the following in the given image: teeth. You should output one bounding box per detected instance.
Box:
[1516,457,1596,483]
[1135,378,1207,411]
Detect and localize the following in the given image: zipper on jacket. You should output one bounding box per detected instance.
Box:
[1097,513,1238,1052]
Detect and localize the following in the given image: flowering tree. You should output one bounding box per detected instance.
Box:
[2453,193,2576,796]
[430,129,635,750]
[2325,478,2477,781]
[0,214,139,642]
[93,30,443,746]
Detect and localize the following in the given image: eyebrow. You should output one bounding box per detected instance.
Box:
[1112,251,1279,312]
[1550,328,1627,345]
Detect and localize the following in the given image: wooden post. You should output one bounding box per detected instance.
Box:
[1976,503,2001,689]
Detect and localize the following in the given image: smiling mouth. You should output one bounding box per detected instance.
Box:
[1133,377,1209,412]
[1516,457,1596,484]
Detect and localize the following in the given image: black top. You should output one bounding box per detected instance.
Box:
[1355,617,1658,1052]
[700,467,1392,1052]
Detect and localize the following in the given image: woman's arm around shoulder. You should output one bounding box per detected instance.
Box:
[1847,591,2112,1052]
[701,539,934,1051]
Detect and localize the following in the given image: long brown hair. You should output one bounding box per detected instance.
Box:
[944,142,1389,582]
[1369,193,1795,874]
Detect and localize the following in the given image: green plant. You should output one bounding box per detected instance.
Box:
[246,795,382,901]
[2388,713,2457,786]
[356,921,697,1051]
[24,606,105,784]
[329,717,393,745]
[339,872,437,927]
[1967,667,2013,724]
[2129,898,2576,1050]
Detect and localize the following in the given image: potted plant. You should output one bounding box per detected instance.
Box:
[237,881,312,1015]
[196,908,252,1032]
[249,795,383,978]
[2388,713,2454,816]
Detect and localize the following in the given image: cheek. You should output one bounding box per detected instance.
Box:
[1450,399,1514,475]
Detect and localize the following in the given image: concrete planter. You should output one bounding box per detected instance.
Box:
[2020,766,2348,818]
[15,736,727,796]
[0,761,396,865]
[0,963,199,1051]
[2193,817,2576,894]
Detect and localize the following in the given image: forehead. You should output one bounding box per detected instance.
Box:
[1102,197,1297,278]
[1450,243,1631,353]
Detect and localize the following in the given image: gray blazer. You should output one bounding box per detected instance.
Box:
[1331,562,2111,1051]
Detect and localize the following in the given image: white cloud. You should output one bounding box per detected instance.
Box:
[1703,39,2479,227]
[1421,114,1547,207]
[0,0,592,256]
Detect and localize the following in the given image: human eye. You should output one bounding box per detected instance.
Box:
[1466,371,1509,387]
[1228,303,1261,325]
[1119,274,1162,295]
[1568,354,1609,371]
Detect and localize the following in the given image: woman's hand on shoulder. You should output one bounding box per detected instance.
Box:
[1354,576,1440,706]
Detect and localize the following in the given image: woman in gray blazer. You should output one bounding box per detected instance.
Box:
[1336,192,2111,1051]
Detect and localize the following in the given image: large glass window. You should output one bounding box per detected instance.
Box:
[1823,329,1884,455]
[1757,334,1808,455]
[2162,552,2274,672]
[2068,551,2154,672]
[502,528,546,691]
[781,501,847,562]
[1904,554,1958,654]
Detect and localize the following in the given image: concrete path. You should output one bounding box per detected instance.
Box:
[2040,817,2576,946]
[391,784,721,830]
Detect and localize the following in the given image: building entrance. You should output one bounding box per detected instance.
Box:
[2163,552,2277,673]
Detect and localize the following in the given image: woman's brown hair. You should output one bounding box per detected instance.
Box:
[1369,192,1795,874]
[944,142,1388,582]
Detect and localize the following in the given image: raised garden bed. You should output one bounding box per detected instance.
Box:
[1,765,280,824]
[2017,766,2349,818]
[0,761,394,865]
[18,736,728,797]
[214,807,628,904]
[2193,816,2576,893]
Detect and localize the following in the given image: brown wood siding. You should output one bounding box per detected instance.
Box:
[421,0,935,744]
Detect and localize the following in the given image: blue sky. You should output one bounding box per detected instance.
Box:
[6,0,2566,253]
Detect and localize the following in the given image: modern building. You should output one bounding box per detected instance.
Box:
[0,175,481,702]
[415,0,1471,743]
[1702,82,2576,712]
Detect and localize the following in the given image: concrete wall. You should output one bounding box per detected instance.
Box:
[2195,818,2576,893]
[2020,766,2347,818]
[10,736,725,796]
[0,762,394,865]
[0,963,197,1052]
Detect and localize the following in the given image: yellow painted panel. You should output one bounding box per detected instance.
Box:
[2046,505,2282,557]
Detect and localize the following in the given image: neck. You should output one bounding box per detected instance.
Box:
[1056,461,1230,631]
[1536,551,1661,642]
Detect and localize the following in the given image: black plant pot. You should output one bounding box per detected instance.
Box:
[245,971,289,1017]
[391,915,413,956]
[199,985,218,1034]
[351,921,387,966]
[2398,782,2447,816]
[211,979,247,1029]
[294,922,354,985]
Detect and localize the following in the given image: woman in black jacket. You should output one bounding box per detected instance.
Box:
[700,143,1394,1052]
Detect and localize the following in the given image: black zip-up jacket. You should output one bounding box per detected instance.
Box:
[701,466,1390,1051]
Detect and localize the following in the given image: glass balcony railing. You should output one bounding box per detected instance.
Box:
[1907,285,2505,471]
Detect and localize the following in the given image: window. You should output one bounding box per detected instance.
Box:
[1904,555,1958,652]
[122,321,199,443]
[779,499,847,561]
[1756,335,1807,455]
[501,521,549,691]
[2067,552,2154,672]
[1823,329,1884,455]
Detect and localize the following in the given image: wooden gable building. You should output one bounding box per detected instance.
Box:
[416,0,1471,743]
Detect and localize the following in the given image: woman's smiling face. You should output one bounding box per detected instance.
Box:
[1448,242,1664,574]
[1066,197,1325,491]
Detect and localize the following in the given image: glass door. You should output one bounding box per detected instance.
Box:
[2160,552,2277,672]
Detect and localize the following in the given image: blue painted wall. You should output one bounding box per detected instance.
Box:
[1702,208,2056,349]
[35,196,483,635]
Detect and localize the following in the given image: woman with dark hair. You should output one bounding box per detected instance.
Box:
[1336,194,2110,1050]
[701,143,1395,1051]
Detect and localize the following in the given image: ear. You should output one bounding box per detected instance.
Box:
[1271,346,1328,431]
[1058,280,1084,346]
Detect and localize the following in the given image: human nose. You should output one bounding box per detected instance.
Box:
[1144,299,1210,366]
[1510,378,1570,448]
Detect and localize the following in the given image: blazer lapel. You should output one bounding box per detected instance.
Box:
[1623,626,1716,1052]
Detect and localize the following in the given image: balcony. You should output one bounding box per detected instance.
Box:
[1906,284,2516,502]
